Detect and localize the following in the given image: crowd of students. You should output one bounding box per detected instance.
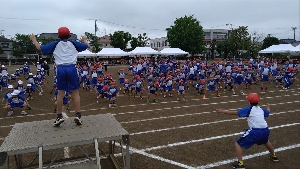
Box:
[1,62,48,116]
[75,56,299,106]
[1,56,299,115]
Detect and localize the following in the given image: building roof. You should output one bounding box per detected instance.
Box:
[280,39,297,44]
[0,37,11,42]
[99,35,111,43]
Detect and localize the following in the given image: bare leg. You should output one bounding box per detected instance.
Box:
[56,90,65,114]
[265,141,275,155]
[235,142,243,161]
[71,89,80,113]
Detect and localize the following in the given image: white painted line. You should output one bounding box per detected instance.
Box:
[121,112,211,124]
[131,110,299,135]
[141,122,300,151]
[62,112,70,159]
[129,146,193,169]
[197,143,300,169]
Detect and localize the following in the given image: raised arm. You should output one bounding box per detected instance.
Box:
[216,109,238,115]
[29,34,41,51]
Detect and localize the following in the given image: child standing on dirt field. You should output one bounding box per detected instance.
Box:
[29,27,90,126]
[216,93,278,169]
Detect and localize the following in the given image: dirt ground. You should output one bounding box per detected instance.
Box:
[0,63,299,169]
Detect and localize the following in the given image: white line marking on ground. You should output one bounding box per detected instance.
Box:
[141,122,300,151]
[131,109,299,135]
[62,112,70,159]
[129,146,194,169]
[197,143,300,169]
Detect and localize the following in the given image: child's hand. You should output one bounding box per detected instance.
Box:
[216,109,223,113]
[266,103,270,110]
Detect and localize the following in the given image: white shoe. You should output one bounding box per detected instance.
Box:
[39,92,42,95]
[7,111,13,116]
[109,104,112,108]
[21,111,27,115]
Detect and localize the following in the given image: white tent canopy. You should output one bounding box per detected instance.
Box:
[160,48,188,55]
[129,47,160,55]
[290,44,300,52]
[97,48,129,57]
[77,50,96,58]
[259,44,295,53]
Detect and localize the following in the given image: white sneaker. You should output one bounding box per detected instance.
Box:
[39,92,42,95]
[21,111,27,115]
[109,104,112,108]
[7,111,13,116]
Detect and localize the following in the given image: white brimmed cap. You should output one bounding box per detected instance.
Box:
[11,90,20,96]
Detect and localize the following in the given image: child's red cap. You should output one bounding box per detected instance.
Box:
[58,27,70,37]
[246,93,260,103]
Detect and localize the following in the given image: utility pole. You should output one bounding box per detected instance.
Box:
[292,27,297,40]
[94,19,97,36]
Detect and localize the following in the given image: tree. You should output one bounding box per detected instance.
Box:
[227,26,251,57]
[37,35,56,45]
[261,36,280,50]
[84,32,102,53]
[248,31,264,57]
[110,31,132,50]
[166,15,205,56]
[130,33,150,49]
[11,34,39,58]
[216,39,230,58]
[0,45,3,54]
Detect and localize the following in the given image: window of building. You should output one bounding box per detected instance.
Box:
[106,44,108,47]
[153,43,155,47]
[151,43,153,48]
[162,41,164,47]
[157,42,160,47]
[1,43,9,48]
[165,41,168,46]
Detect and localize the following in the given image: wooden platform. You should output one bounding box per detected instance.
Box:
[0,113,130,169]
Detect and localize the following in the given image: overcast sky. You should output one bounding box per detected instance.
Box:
[0,0,299,41]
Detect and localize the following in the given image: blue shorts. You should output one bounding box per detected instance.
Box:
[10,102,24,108]
[149,90,156,94]
[208,86,216,91]
[261,75,269,82]
[234,80,243,85]
[63,98,69,105]
[56,65,80,91]
[165,86,172,91]
[236,128,270,149]
[178,90,184,94]
[108,94,116,100]
[119,78,125,84]
[135,87,142,93]
[245,79,252,84]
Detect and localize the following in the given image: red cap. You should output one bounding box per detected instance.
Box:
[58,27,70,37]
[246,93,260,103]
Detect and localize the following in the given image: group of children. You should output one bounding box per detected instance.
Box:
[1,62,47,116]
[75,56,299,106]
